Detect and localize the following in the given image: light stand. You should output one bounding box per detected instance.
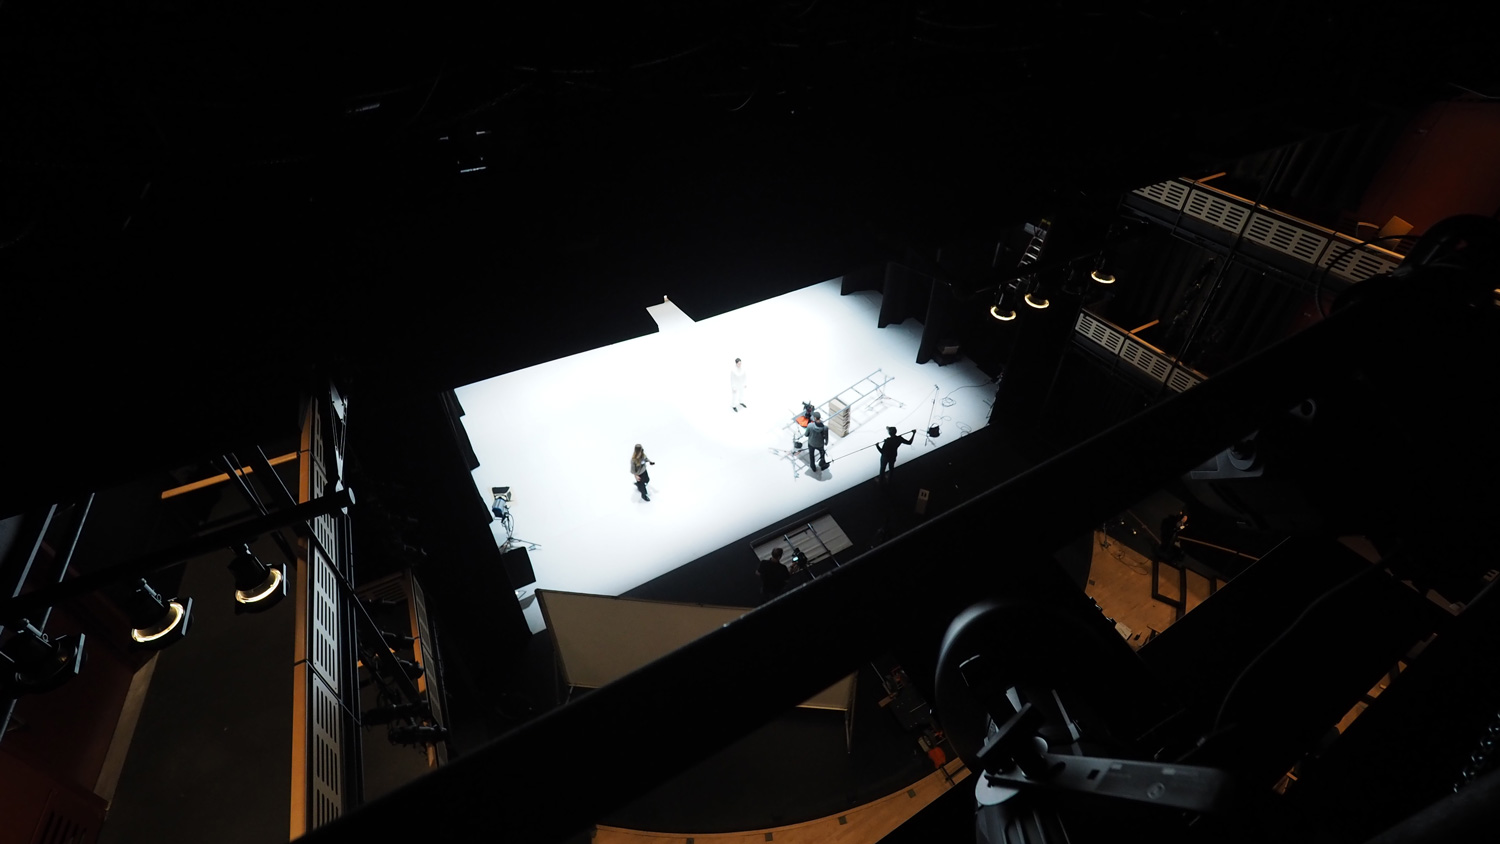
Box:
[865,376,905,412]
[923,384,942,447]
[492,487,542,553]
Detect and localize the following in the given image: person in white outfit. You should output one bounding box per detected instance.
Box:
[730,357,748,412]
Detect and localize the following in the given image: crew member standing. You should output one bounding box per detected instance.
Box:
[758,548,791,597]
[730,358,748,412]
[878,426,914,483]
[805,411,829,472]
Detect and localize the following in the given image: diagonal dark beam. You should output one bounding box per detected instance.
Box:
[297,259,1453,843]
[0,489,354,623]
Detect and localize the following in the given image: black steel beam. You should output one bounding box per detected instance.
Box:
[0,489,354,622]
[296,248,1456,843]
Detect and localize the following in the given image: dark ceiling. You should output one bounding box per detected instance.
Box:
[1,1,1488,515]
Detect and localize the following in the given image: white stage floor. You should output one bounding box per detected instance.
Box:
[455,278,995,601]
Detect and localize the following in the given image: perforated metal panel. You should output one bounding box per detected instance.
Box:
[1167,368,1203,393]
[1320,242,1401,282]
[294,395,349,836]
[1184,190,1250,234]
[1133,180,1190,210]
[310,673,343,828]
[309,544,340,692]
[1119,339,1172,383]
[30,792,103,844]
[1243,213,1328,262]
[1075,312,1125,354]
[410,576,449,766]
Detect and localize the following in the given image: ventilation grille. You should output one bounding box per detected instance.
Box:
[410,576,449,766]
[1321,243,1401,282]
[310,674,343,829]
[31,790,103,844]
[309,544,340,692]
[1120,338,1173,382]
[1243,213,1328,262]
[1167,368,1202,393]
[1076,312,1209,391]
[1075,312,1125,354]
[1184,190,1250,234]
[1133,180,1190,209]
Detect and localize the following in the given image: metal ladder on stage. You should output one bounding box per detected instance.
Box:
[777,369,899,476]
[822,368,899,437]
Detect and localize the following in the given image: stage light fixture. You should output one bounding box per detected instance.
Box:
[1090,269,1116,284]
[491,486,513,518]
[0,621,86,699]
[127,579,193,650]
[989,286,1018,321]
[1024,290,1050,309]
[392,656,424,680]
[228,544,287,613]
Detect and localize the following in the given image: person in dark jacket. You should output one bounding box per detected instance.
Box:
[804,412,829,471]
[758,548,791,596]
[878,426,914,482]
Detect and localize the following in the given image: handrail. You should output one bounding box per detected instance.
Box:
[297,269,1439,844]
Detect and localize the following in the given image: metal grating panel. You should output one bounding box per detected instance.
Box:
[410,576,448,766]
[1167,368,1203,393]
[1244,213,1327,262]
[310,673,343,828]
[1119,340,1172,383]
[1184,190,1250,234]
[1075,312,1125,355]
[310,544,340,692]
[32,798,101,844]
[1132,180,1190,210]
[1321,243,1400,282]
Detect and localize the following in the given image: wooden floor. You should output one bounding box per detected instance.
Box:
[1084,529,1218,649]
[595,760,969,844]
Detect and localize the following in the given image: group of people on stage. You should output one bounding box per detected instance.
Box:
[629,357,918,501]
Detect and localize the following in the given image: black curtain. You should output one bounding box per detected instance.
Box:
[1220,115,1405,228]
[1095,231,1312,376]
[877,262,931,328]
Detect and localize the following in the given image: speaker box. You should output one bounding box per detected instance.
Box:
[501,547,536,589]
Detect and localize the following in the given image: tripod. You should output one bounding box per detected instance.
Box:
[865,375,904,412]
[922,384,941,447]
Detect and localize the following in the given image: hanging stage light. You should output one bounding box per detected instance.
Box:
[127,579,193,649]
[0,621,86,699]
[1024,287,1051,309]
[989,285,1017,321]
[227,544,287,614]
[1090,269,1116,284]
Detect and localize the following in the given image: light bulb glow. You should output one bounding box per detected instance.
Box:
[131,602,185,643]
[236,567,284,604]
